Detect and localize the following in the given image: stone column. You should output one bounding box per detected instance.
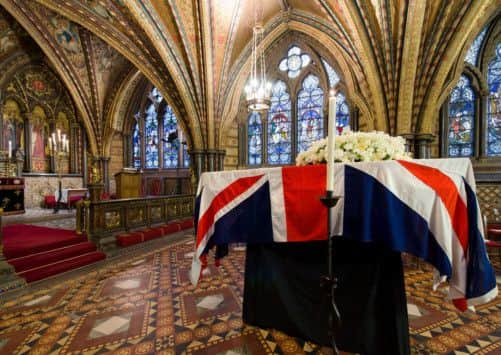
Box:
[103,157,111,193]
[351,107,360,132]
[190,149,206,182]
[399,133,415,157]
[82,133,88,187]
[414,134,435,159]
[23,115,32,172]
[70,123,79,173]
[478,92,488,159]
[95,156,110,193]
[238,123,246,167]
[48,120,56,173]
[217,149,226,171]
[206,149,217,172]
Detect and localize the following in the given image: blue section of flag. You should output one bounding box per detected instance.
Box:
[343,165,453,278]
[203,181,274,253]
[464,179,497,300]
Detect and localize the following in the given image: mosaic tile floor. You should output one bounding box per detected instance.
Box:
[0,235,500,354]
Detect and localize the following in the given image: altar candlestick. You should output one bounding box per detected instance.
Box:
[49,138,52,152]
[8,140,11,159]
[326,89,337,191]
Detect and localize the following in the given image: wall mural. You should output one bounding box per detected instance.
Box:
[2,99,23,153]
[49,15,85,68]
[30,106,48,171]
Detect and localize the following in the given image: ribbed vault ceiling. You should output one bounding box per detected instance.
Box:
[0,0,498,154]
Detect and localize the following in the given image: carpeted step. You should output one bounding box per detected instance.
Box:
[8,242,98,272]
[18,251,106,283]
[3,224,87,259]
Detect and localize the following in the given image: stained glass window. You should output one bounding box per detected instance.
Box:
[150,87,163,103]
[465,28,487,66]
[183,143,190,168]
[297,74,324,153]
[486,44,501,156]
[321,58,340,88]
[248,112,262,165]
[268,81,292,164]
[279,46,311,79]
[336,92,350,133]
[447,75,476,157]
[132,122,141,168]
[163,105,179,168]
[144,103,159,168]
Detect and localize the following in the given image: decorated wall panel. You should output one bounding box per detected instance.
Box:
[1,63,81,174]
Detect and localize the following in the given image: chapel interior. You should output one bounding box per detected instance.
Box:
[0,1,499,354]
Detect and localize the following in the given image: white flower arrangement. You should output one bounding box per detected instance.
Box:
[295,129,411,166]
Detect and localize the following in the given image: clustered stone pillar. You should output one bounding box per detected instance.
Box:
[206,150,217,172]
[216,149,226,171]
[70,123,79,173]
[82,133,88,187]
[189,149,227,190]
[399,133,435,159]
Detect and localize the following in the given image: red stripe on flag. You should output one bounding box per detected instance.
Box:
[196,174,264,249]
[398,160,469,254]
[282,165,328,242]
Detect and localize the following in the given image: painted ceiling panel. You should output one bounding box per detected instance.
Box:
[2,0,497,152]
[169,0,201,84]
[288,0,330,20]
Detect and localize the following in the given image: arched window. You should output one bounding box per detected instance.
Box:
[486,44,501,156]
[336,92,350,132]
[163,106,179,168]
[441,20,500,159]
[244,44,352,167]
[279,46,311,79]
[131,87,189,169]
[447,75,476,157]
[268,81,292,164]
[132,122,141,168]
[144,103,159,168]
[465,28,487,66]
[248,111,262,165]
[297,74,324,153]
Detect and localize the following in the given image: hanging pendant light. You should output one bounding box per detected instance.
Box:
[244,7,271,112]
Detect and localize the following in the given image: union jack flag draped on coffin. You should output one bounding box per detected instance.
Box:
[191,158,498,310]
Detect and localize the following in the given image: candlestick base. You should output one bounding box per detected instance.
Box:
[320,189,341,355]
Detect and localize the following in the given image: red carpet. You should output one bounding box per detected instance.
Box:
[3,224,105,283]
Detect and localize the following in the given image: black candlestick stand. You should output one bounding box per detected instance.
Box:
[320,190,341,355]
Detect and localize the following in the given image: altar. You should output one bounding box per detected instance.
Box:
[190,158,498,353]
[55,188,87,208]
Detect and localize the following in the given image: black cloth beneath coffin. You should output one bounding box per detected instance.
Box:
[242,238,410,355]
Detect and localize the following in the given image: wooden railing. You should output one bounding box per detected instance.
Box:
[76,194,195,252]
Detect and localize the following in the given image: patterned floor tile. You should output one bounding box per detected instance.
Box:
[0,236,499,355]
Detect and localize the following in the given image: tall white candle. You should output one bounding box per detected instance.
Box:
[49,137,52,152]
[57,129,61,142]
[326,89,337,191]
[8,140,11,159]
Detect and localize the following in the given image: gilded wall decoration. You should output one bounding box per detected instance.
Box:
[30,106,49,172]
[2,99,24,152]
[105,210,121,229]
[0,19,18,56]
[1,62,79,173]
